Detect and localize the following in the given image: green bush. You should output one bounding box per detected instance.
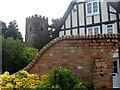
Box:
[37,67,89,90]
[2,37,38,74]
[1,67,90,89]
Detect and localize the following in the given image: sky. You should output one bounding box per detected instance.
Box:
[0,0,71,40]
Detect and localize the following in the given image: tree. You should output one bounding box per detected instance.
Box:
[50,18,62,29]
[34,29,53,50]
[2,22,8,35]
[3,20,23,41]
[49,18,61,38]
[2,37,38,74]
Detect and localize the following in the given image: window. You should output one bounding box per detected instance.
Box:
[93,2,98,13]
[94,27,99,34]
[107,24,114,34]
[29,27,32,32]
[87,3,92,14]
[86,0,99,16]
[87,28,93,35]
[113,61,118,73]
[87,26,100,35]
[41,27,44,32]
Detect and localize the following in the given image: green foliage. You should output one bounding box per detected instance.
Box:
[1,67,90,89]
[1,22,7,35]
[2,20,23,41]
[2,37,38,74]
[49,18,62,38]
[50,18,62,29]
[37,67,89,90]
[20,47,38,64]
[34,29,54,50]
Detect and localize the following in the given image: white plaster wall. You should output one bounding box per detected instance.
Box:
[78,4,84,26]
[109,5,117,21]
[110,14,116,21]
[65,14,71,28]
[86,16,92,25]
[102,24,106,34]
[59,31,64,37]
[72,29,78,35]
[94,15,100,23]
[66,30,71,35]
[101,1,108,22]
[76,0,85,3]
[72,5,77,27]
[109,5,116,13]
[79,28,85,35]
[114,22,117,34]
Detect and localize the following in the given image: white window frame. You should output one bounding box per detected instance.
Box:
[86,0,100,16]
[87,26,100,35]
[106,24,114,34]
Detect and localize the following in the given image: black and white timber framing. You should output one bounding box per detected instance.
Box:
[55,0,120,37]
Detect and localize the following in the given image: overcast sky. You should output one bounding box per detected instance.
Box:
[0,0,71,40]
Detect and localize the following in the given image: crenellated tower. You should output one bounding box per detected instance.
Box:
[25,14,48,47]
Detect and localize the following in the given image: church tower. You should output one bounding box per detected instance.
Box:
[25,14,48,48]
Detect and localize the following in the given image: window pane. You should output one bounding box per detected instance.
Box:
[94,27,99,34]
[107,25,113,34]
[113,61,117,67]
[114,68,117,73]
[87,3,92,14]
[113,61,118,73]
[88,28,93,35]
[107,28,113,34]
[93,2,98,13]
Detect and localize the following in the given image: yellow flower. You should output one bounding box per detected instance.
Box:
[15,82,23,88]
[1,71,41,89]
[4,71,9,76]
[6,83,14,88]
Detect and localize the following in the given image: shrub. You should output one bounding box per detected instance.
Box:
[1,67,90,89]
[37,67,89,90]
[0,71,40,89]
[2,37,38,74]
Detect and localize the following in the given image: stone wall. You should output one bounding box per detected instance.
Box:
[25,14,48,48]
[21,34,120,88]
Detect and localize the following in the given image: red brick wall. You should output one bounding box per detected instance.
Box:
[22,34,120,88]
